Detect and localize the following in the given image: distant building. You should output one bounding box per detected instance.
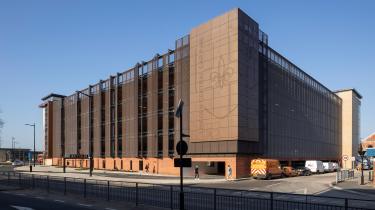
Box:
[0,148,30,162]
[40,8,361,178]
[362,133,375,150]
[335,89,362,168]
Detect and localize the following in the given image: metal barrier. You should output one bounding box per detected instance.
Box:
[336,169,355,183]
[0,171,374,210]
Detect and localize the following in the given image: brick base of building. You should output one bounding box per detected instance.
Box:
[50,155,254,179]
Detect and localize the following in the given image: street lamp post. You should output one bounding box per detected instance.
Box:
[76,90,93,177]
[175,99,190,210]
[358,143,366,185]
[25,123,36,168]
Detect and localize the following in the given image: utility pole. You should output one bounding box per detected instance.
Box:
[11,137,15,161]
[25,123,36,167]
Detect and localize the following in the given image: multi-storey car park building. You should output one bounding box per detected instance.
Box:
[40,8,361,178]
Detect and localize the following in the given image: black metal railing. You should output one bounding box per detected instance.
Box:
[0,171,374,210]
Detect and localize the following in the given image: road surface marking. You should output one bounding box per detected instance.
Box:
[35,196,44,199]
[265,182,282,188]
[54,199,65,203]
[105,208,118,210]
[15,193,26,196]
[294,188,307,194]
[10,205,34,210]
[78,203,93,207]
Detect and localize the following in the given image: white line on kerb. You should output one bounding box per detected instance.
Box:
[77,203,93,207]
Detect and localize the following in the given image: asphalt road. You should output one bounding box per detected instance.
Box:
[0,191,93,210]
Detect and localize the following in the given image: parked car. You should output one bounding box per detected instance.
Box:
[282,166,299,177]
[251,159,282,180]
[323,162,334,172]
[305,160,324,173]
[12,160,24,166]
[296,167,312,176]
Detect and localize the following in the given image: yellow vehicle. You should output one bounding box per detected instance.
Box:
[251,159,282,179]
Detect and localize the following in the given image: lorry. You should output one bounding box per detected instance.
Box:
[251,159,282,179]
[305,160,324,173]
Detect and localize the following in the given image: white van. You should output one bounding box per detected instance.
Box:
[305,160,324,173]
[323,162,334,172]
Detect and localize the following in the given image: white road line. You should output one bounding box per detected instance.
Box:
[10,205,34,210]
[77,203,92,207]
[54,199,65,203]
[265,182,282,188]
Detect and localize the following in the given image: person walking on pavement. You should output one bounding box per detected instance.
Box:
[227,165,232,180]
[194,165,199,180]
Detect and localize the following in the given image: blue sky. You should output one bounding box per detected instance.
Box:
[0,0,374,150]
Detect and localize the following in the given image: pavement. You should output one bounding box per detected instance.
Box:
[13,165,226,185]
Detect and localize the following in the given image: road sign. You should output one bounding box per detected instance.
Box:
[176,141,188,155]
[342,155,349,161]
[174,158,192,168]
[351,156,355,161]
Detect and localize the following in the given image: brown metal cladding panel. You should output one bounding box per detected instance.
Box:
[104,89,111,156]
[120,83,126,157]
[93,92,101,157]
[64,96,77,156]
[147,67,158,157]
[162,57,170,157]
[80,96,89,155]
[189,140,237,154]
[189,8,239,144]
[175,44,190,148]
[52,99,62,158]
[124,69,138,157]
[47,102,54,158]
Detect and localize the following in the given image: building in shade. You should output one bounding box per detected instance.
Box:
[40,8,360,178]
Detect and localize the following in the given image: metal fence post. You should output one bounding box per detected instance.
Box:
[47,176,49,193]
[345,198,348,210]
[136,183,139,206]
[107,181,110,201]
[64,177,67,195]
[213,188,217,210]
[270,192,273,210]
[170,185,173,210]
[18,173,21,188]
[84,179,87,198]
[32,174,35,189]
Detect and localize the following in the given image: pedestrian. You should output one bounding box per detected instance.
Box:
[145,163,149,174]
[194,165,199,180]
[227,165,232,180]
